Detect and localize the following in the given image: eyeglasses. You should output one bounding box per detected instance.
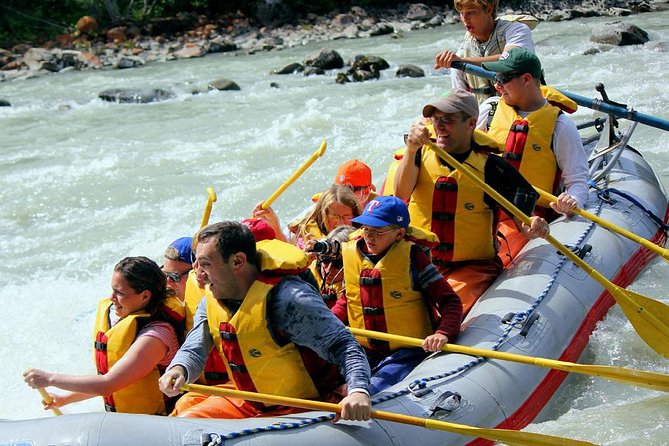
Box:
[362,227,398,238]
[494,71,524,85]
[430,114,462,126]
[342,183,370,193]
[327,212,354,223]
[162,269,190,283]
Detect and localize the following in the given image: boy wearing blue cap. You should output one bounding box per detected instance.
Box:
[331,196,463,394]
[163,237,194,303]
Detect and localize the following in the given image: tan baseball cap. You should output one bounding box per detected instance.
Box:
[422,89,479,119]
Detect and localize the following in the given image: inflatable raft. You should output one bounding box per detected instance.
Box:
[1,115,667,446]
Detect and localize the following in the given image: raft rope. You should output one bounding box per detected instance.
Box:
[200,186,660,442]
[200,414,335,445]
[588,179,669,231]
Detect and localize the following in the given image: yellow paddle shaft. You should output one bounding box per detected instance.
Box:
[38,388,63,416]
[534,187,669,261]
[261,140,327,210]
[348,328,669,392]
[199,187,217,229]
[181,383,596,446]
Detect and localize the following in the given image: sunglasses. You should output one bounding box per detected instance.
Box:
[342,183,370,193]
[162,269,190,283]
[494,71,524,85]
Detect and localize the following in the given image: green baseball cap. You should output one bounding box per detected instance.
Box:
[482,47,542,79]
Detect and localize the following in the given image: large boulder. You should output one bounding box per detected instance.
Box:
[405,3,436,21]
[76,16,98,33]
[208,78,241,91]
[396,64,425,78]
[348,55,390,73]
[173,44,206,59]
[304,48,344,70]
[591,22,649,46]
[270,62,304,74]
[98,88,174,103]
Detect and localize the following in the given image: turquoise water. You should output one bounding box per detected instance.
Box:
[1,11,668,444]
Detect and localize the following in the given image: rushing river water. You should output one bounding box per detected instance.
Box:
[1,10,668,445]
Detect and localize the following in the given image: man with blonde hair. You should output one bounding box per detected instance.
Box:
[434,0,536,103]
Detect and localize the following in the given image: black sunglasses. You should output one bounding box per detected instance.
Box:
[162,269,190,283]
[494,71,524,85]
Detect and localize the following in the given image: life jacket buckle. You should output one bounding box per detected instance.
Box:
[362,306,384,315]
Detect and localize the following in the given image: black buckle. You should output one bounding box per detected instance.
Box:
[363,307,384,316]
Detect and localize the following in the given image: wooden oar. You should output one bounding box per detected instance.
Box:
[261,140,327,210]
[199,187,217,229]
[425,141,669,358]
[535,187,669,262]
[348,328,669,392]
[37,388,63,416]
[181,383,596,446]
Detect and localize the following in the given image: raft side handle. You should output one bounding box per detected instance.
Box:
[430,391,462,417]
[519,313,540,337]
[555,244,592,260]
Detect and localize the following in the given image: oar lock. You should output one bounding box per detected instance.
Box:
[408,385,463,416]
[556,243,593,260]
[502,312,541,337]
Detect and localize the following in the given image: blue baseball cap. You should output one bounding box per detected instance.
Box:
[350,196,410,228]
[165,237,193,265]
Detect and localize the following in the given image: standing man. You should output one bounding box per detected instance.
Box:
[482,47,589,215]
[434,0,535,103]
[394,89,549,314]
[159,221,371,420]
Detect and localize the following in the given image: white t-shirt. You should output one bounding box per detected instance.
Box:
[477,100,589,207]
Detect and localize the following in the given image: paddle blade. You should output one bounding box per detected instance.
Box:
[614,288,669,358]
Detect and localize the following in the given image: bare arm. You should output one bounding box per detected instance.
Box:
[24,335,168,397]
[394,123,429,201]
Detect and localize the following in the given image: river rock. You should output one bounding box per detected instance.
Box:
[348,55,390,73]
[106,27,127,43]
[0,99,11,106]
[208,36,237,53]
[396,64,425,78]
[405,3,436,21]
[304,48,344,70]
[351,69,379,82]
[591,22,649,45]
[370,22,395,36]
[208,78,241,91]
[98,88,174,103]
[173,44,206,59]
[303,66,326,76]
[116,55,144,69]
[270,62,304,74]
[76,16,98,33]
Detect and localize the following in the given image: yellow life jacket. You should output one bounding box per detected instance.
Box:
[93,299,175,414]
[408,147,498,263]
[206,240,319,407]
[342,239,432,352]
[183,270,207,333]
[182,271,228,385]
[541,85,578,114]
[487,100,561,207]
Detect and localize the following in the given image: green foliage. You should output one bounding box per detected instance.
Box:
[0,0,448,48]
[0,0,95,47]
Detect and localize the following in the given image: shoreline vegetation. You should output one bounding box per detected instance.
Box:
[0,0,665,86]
